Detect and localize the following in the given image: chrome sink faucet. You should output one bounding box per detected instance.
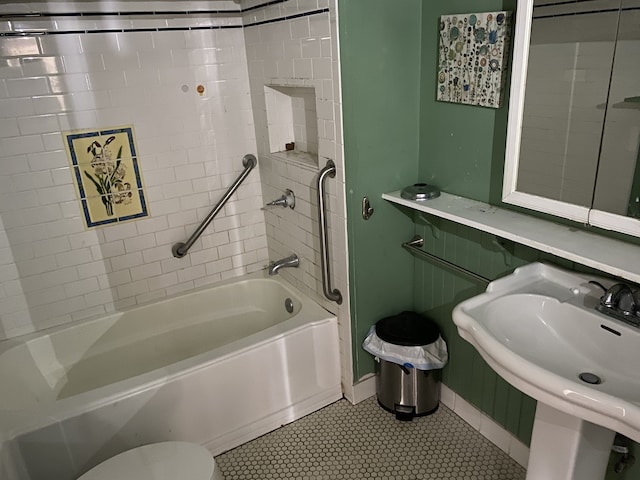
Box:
[595,282,640,327]
[267,254,299,275]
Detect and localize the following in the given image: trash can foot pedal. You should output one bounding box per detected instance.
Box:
[394,404,415,421]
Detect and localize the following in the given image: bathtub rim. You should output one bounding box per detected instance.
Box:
[0,271,337,443]
[0,269,305,356]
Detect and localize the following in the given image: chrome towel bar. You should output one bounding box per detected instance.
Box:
[402,235,490,285]
[316,160,342,304]
[172,154,257,258]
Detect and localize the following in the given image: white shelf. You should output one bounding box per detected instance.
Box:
[382,190,640,284]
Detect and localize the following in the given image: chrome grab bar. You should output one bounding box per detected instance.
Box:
[316,160,342,304]
[402,235,490,285]
[172,154,257,258]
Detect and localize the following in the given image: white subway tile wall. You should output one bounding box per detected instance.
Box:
[0,0,352,399]
[242,0,352,389]
[0,2,271,339]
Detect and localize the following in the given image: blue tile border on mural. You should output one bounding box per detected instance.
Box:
[64,126,149,229]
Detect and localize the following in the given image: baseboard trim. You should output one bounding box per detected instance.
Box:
[440,384,530,468]
[347,374,376,405]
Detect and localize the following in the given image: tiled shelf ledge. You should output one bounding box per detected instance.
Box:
[382,191,640,284]
[271,150,318,168]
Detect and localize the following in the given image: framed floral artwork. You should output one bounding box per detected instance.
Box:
[64,126,149,228]
[437,11,512,108]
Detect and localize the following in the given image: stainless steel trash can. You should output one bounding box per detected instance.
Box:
[376,359,441,420]
[374,311,443,420]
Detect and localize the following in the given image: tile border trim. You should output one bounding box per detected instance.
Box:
[0,1,328,36]
[244,8,329,28]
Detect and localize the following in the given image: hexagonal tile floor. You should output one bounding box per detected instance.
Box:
[215,397,526,480]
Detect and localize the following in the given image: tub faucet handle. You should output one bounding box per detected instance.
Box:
[265,189,295,209]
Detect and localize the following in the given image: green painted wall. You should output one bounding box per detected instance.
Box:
[339,0,422,381]
[419,0,515,204]
[416,0,529,438]
[340,1,638,477]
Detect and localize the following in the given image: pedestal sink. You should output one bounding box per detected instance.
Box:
[452,262,640,480]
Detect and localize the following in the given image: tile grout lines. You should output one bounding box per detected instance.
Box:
[215,397,526,480]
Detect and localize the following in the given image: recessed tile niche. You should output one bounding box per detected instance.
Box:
[264,85,318,166]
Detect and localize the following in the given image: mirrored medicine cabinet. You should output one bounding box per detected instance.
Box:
[504,0,640,237]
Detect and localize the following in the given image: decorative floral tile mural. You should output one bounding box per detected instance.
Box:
[64,126,149,228]
[437,11,512,108]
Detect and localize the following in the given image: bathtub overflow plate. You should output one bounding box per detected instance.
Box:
[579,372,602,385]
[285,298,294,314]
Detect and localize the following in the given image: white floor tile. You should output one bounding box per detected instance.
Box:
[216,397,526,479]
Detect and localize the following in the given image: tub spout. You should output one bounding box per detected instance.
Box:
[267,254,299,275]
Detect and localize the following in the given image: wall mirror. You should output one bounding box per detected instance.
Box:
[504,0,640,237]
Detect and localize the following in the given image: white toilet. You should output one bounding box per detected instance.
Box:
[77,441,224,480]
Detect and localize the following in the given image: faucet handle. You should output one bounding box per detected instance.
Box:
[601,283,630,308]
[618,288,638,316]
[634,291,640,317]
[601,283,638,316]
[264,189,295,209]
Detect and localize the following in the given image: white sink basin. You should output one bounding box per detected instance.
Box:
[452,262,640,480]
[485,294,640,383]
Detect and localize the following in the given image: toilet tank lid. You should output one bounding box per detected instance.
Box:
[77,441,215,480]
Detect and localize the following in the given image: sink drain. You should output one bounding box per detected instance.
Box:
[579,372,602,385]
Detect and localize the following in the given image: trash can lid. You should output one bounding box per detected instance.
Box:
[375,311,440,346]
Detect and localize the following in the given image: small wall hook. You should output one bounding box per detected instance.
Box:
[362,197,374,220]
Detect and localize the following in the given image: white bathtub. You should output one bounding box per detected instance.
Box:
[0,271,342,480]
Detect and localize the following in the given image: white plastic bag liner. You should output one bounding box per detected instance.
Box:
[362,326,448,370]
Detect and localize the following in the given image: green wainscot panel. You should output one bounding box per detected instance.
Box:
[410,211,640,477]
